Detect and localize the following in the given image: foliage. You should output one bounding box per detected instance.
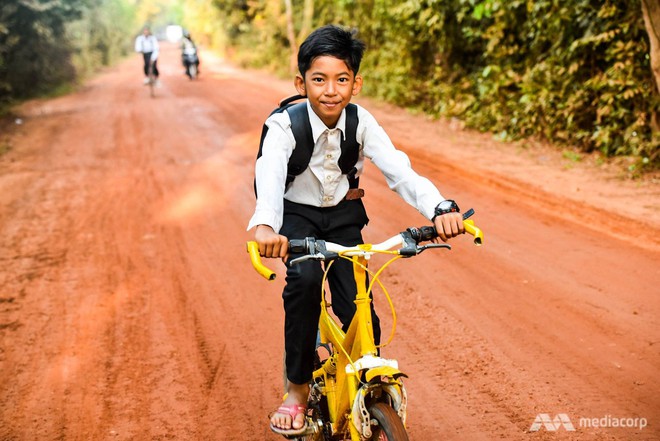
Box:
[134,0,182,35]
[176,0,225,48]
[195,0,292,71]
[68,0,136,79]
[0,0,136,109]
[196,0,659,167]
[458,0,659,164]
[2,0,657,166]
[0,0,82,104]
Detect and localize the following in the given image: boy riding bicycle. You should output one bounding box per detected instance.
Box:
[247,24,464,437]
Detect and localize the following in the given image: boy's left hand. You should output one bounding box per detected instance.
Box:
[433,212,465,242]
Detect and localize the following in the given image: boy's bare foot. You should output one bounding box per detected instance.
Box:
[270,381,309,431]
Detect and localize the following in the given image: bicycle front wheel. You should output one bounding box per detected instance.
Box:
[368,402,409,441]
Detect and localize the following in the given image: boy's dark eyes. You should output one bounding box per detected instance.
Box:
[311,77,349,83]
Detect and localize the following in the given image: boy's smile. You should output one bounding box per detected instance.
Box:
[295,55,362,128]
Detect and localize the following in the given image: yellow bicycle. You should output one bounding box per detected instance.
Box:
[248,210,483,440]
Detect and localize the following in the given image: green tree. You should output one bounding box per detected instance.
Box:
[0,0,137,110]
[68,0,136,79]
[0,0,83,103]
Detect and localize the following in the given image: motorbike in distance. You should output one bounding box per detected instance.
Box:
[183,47,199,80]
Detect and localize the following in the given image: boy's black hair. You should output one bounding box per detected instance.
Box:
[297,25,366,77]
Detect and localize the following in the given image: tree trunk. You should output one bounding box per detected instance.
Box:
[642,0,660,131]
[299,0,315,42]
[283,0,297,74]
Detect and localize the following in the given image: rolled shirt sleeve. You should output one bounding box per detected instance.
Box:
[359,108,444,220]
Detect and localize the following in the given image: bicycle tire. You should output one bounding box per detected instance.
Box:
[147,62,155,97]
[367,402,409,441]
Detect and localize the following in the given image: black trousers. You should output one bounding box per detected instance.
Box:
[280,199,381,384]
[142,52,159,77]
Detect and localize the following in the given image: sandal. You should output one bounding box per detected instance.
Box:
[269,403,308,436]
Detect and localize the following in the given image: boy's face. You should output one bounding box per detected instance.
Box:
[295,55,362,128]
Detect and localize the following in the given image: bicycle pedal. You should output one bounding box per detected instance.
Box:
[282,419,319,439]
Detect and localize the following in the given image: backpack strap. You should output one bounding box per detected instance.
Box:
[340,104,360,189]
[285,102,314,188]
[279,94,306,107]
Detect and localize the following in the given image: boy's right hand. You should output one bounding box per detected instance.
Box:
[254,225,289,261]
[432,212,465,243]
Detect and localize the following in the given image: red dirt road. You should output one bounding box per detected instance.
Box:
[1,44,658,440]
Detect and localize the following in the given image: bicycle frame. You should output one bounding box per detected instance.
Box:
[248,219,483,440]
[314,250,408,439]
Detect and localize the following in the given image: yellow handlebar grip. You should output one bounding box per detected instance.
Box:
[246,241,277,280]
[463,220,484,246]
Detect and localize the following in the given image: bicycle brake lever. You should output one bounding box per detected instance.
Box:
[289,253,326,266]
[417,243,452,254]
[289,250,341,266]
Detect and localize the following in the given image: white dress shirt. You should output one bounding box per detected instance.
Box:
[248,101,445,233]
[134,35,159,61]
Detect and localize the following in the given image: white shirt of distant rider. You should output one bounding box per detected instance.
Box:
[135,34,160,61]
[182,37,197,55]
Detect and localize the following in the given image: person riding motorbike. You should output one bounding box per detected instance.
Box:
[181,31,200,79]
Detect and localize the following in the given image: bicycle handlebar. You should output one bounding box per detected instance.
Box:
[247,210,484,281]
[246,241,276,280]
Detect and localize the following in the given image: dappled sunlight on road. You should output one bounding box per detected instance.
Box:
[156,130,259,225]
[158,183,221,224]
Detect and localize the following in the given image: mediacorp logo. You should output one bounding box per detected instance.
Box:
[530,414,649,432]
[530,414,576,432]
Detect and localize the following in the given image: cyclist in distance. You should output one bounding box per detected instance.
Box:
[247,24,465,436]
[134,25,160,86]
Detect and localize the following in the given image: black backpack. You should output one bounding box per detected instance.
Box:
[255,94,360,196]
